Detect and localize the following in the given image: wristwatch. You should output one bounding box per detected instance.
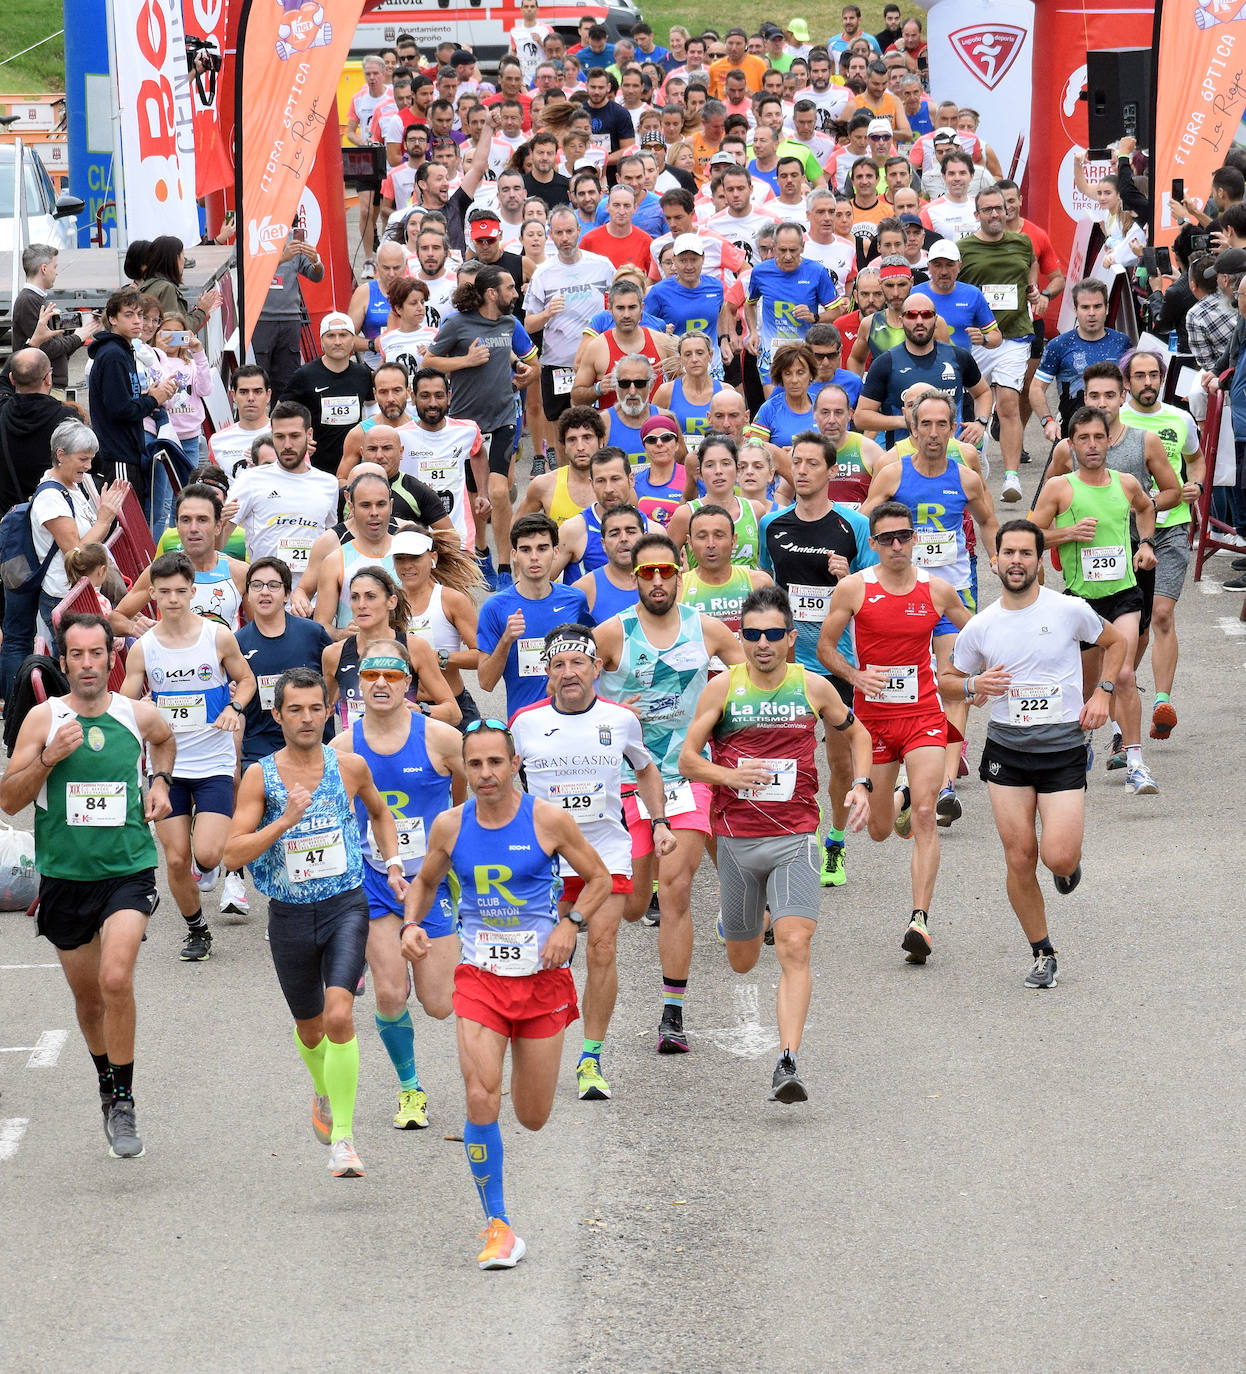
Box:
[650,816,670,830]
[563,908,586,928]
[149,771,173,787]
[1042,415,1055,426]
[851,776,873,793]
[1097,680,1116,695]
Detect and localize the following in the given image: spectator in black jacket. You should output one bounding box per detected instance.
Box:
[85,287,177,488]
[5,244,97,390]
[0,350,79,509]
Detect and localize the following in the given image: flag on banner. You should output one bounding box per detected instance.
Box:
[234,0,365,351]
[186,0,233,198]
[112,0,200,246]
[1153,0,1246,245]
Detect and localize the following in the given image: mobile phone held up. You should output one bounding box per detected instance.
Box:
[164,330,193,348]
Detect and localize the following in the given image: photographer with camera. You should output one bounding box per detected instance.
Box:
[6,245,97,393]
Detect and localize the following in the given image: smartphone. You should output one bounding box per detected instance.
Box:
[1155,247,1173,275]
[164,330,193,348]
[291,226,306,243]
[1171,178,1184,206]
[1192,234,1211,253]
[1087,146,1113,162]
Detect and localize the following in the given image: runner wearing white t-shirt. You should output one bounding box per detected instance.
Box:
[398,369,486,546]
[508,0,552,84]
[706,168,782,265]
[209,365,273,477]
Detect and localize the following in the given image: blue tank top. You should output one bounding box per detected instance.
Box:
[587,566,639,621]
[251,746,365,903]
[667,378,721,439]
[564,504,607,585]
[605,406,656,466]
[892,454,971,590]
[364,279,390,341]
[350,714,451,879]
[451,793,565,969]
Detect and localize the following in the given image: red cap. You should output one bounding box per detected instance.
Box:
[640,414,679,441]
[469,217,502,241]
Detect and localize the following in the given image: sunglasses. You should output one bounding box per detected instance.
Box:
[464,717,514,738]
[359,668,409,683]
[643,432,677,445]
[635,562,680,581]
[741,626,788,642]
[873,529,915,545]
[616,377,649,389]
[902,310,936,321]
[812,350,839,361]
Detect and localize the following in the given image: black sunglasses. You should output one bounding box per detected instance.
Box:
[741,626,788,642]
[616,377,648,389]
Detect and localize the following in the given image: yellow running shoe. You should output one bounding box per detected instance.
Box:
[311,1093,332,1145]
[576,1057,612,1101]
[394,1088,429,1130]
[477,1218,527,1270]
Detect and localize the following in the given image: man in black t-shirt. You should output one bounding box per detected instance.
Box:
[584,69,637,185]
[523,131,571,209]
[280,312,375,478]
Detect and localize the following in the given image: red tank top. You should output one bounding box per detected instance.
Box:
[850,567,942,715]
[599,327,665,410]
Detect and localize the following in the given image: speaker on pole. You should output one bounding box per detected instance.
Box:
[1086,47,1154,150]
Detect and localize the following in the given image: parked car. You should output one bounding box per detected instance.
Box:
[0,143,84,253]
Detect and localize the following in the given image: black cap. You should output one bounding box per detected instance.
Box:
[1215,246,1246,274]
[450,49,476,67]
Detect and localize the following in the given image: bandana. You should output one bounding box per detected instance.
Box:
[542,630,597,664]
[878,262,914,281]
[359,655,410,675]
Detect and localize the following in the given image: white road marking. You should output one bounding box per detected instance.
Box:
[26,1030,68,1068]
[1216,618,1246,637]
[0,964,59,970]
[0,1119,29,1162]
[690,983,780,1058]
[1197,580,1224,595]
[0,1048,35,1054]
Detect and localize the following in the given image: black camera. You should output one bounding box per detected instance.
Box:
[186,35,222,106]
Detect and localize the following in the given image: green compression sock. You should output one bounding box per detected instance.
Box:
[1155,692,1170,705]
[323,1037,360,1143]
[580,1038,604,1064]
[294,1029,328,1095]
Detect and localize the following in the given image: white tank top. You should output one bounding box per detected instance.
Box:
[139,619,236,778]
[408,583,462,655]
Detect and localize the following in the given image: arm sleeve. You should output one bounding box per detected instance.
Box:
[1115,156,1150,226]
[298,254,326,284]
[512,322,537,358]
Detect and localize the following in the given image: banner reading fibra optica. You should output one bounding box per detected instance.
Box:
[233,0,365,351]
[1153,0,1246,246]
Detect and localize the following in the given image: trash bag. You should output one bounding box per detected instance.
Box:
[0,821,37,911]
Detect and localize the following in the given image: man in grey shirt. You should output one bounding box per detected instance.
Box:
[253,238,326,400]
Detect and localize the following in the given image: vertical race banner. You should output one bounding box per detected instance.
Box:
[234,0,366,352]
[1153,1,1246,246]
[920,0,1036,183]
[65,0,116,246]
[112,0,201,246]
[185,0,234,198]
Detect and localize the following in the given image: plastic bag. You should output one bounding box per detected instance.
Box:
[0,821,38,911]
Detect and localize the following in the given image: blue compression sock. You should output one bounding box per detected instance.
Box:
[464,1120,508,1224]
[375,1009,420,1091]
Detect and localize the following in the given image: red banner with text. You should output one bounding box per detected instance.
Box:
[185,0,233,198]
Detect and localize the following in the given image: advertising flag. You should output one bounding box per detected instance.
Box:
[185,0,234,198]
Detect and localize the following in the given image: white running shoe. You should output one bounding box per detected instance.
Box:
[1001,472,1023,503]
[194,863,221,894]
[220,871,249,916]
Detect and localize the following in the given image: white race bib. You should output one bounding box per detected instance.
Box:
[417,456,457,486]
[553,366,575,396]
[284,828,348,883]
[790,583,830,623]
[157,693,207,730]
[66,780,126,827]
[913,530,956,568]
[321,395,361,426]
[473,927,540,976]
[368,815,427,864]
[1080,544,1127,582]
[548,781,608,821]
[866,664,919,704]
[635,781,697,820]
[1007,683,1061,727]
[740,758,796,801]
[277,532,315,570]
[257,673,281,711]
[983,284,1018,312]
[517,636,547,677]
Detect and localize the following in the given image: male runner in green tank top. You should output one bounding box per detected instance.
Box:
[1031,406,1161,797]
[1,615,175,1160]
[679,504,773,665]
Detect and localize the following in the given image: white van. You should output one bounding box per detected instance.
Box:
[352,0,641,68]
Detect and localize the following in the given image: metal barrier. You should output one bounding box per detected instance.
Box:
[1190,387,1244,620]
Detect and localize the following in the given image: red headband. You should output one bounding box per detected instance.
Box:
[878,263,914,282]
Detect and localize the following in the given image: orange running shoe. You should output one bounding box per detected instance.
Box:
[311,1093,332,1145]
[1150,701,1178,739]
[477,1218,527,1270]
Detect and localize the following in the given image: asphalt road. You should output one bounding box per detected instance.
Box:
[2,445,1243,1374]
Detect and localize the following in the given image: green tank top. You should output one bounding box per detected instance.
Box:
[1121,402,1193,528]
[687,494,760,569]
[868,312,906,359]
[681,565,754,630]
[1055,469,1137,599]
[35,695,158,879]
[157,525,248,561]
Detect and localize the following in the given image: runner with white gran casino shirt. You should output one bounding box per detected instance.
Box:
[510,625,675,1103]
[224,402,339,587]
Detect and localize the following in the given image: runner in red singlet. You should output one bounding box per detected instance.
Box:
[817,500,973,964]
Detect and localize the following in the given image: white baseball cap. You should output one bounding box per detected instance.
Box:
[867,118,893,138]
[927,239,961,262]
[319,311,356,336]
[671,233,705,256]
[390,530,435,557]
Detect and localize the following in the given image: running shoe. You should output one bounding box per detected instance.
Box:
[476,548,498,592]
[935,784,962,827]
[1150,701,1178,740]
[179,923,212,961]
[1126,763,1159,795]
[769,1051,808,1104]
[394,1088,429,1130]
[1024,951,1059,989]
[576,1057,611,1100]
[354,971,367,997]
[1001,472,1023,503]
[657,1008,689,1054]
[715,912,726,943]
[989,412,1001,441]
[1020,448,1032,465]
[107,1099,145,1159]
[1105,732,1126,771]
[361,259,376,279]
[329,1138,365,1178]
[763,919,775,947]
[1225,572,1246,590]
[1232,556,1246,570]
[100,1085,114,1144]
[478,1218,526,1270]
[957,740,970,779]
[894,786,913,839]
[902,911,931,964]
[220,871,249,916]
[1054,863,1082,896]
[641,889,661,927]
[820,839,846,888]
[194,863,221,894]
[529,451,547,478]
[312,1093,332,1145]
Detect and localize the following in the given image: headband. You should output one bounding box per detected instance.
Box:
[542,631,597,664]
[878,263,914,281]
[359,655,410,675]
